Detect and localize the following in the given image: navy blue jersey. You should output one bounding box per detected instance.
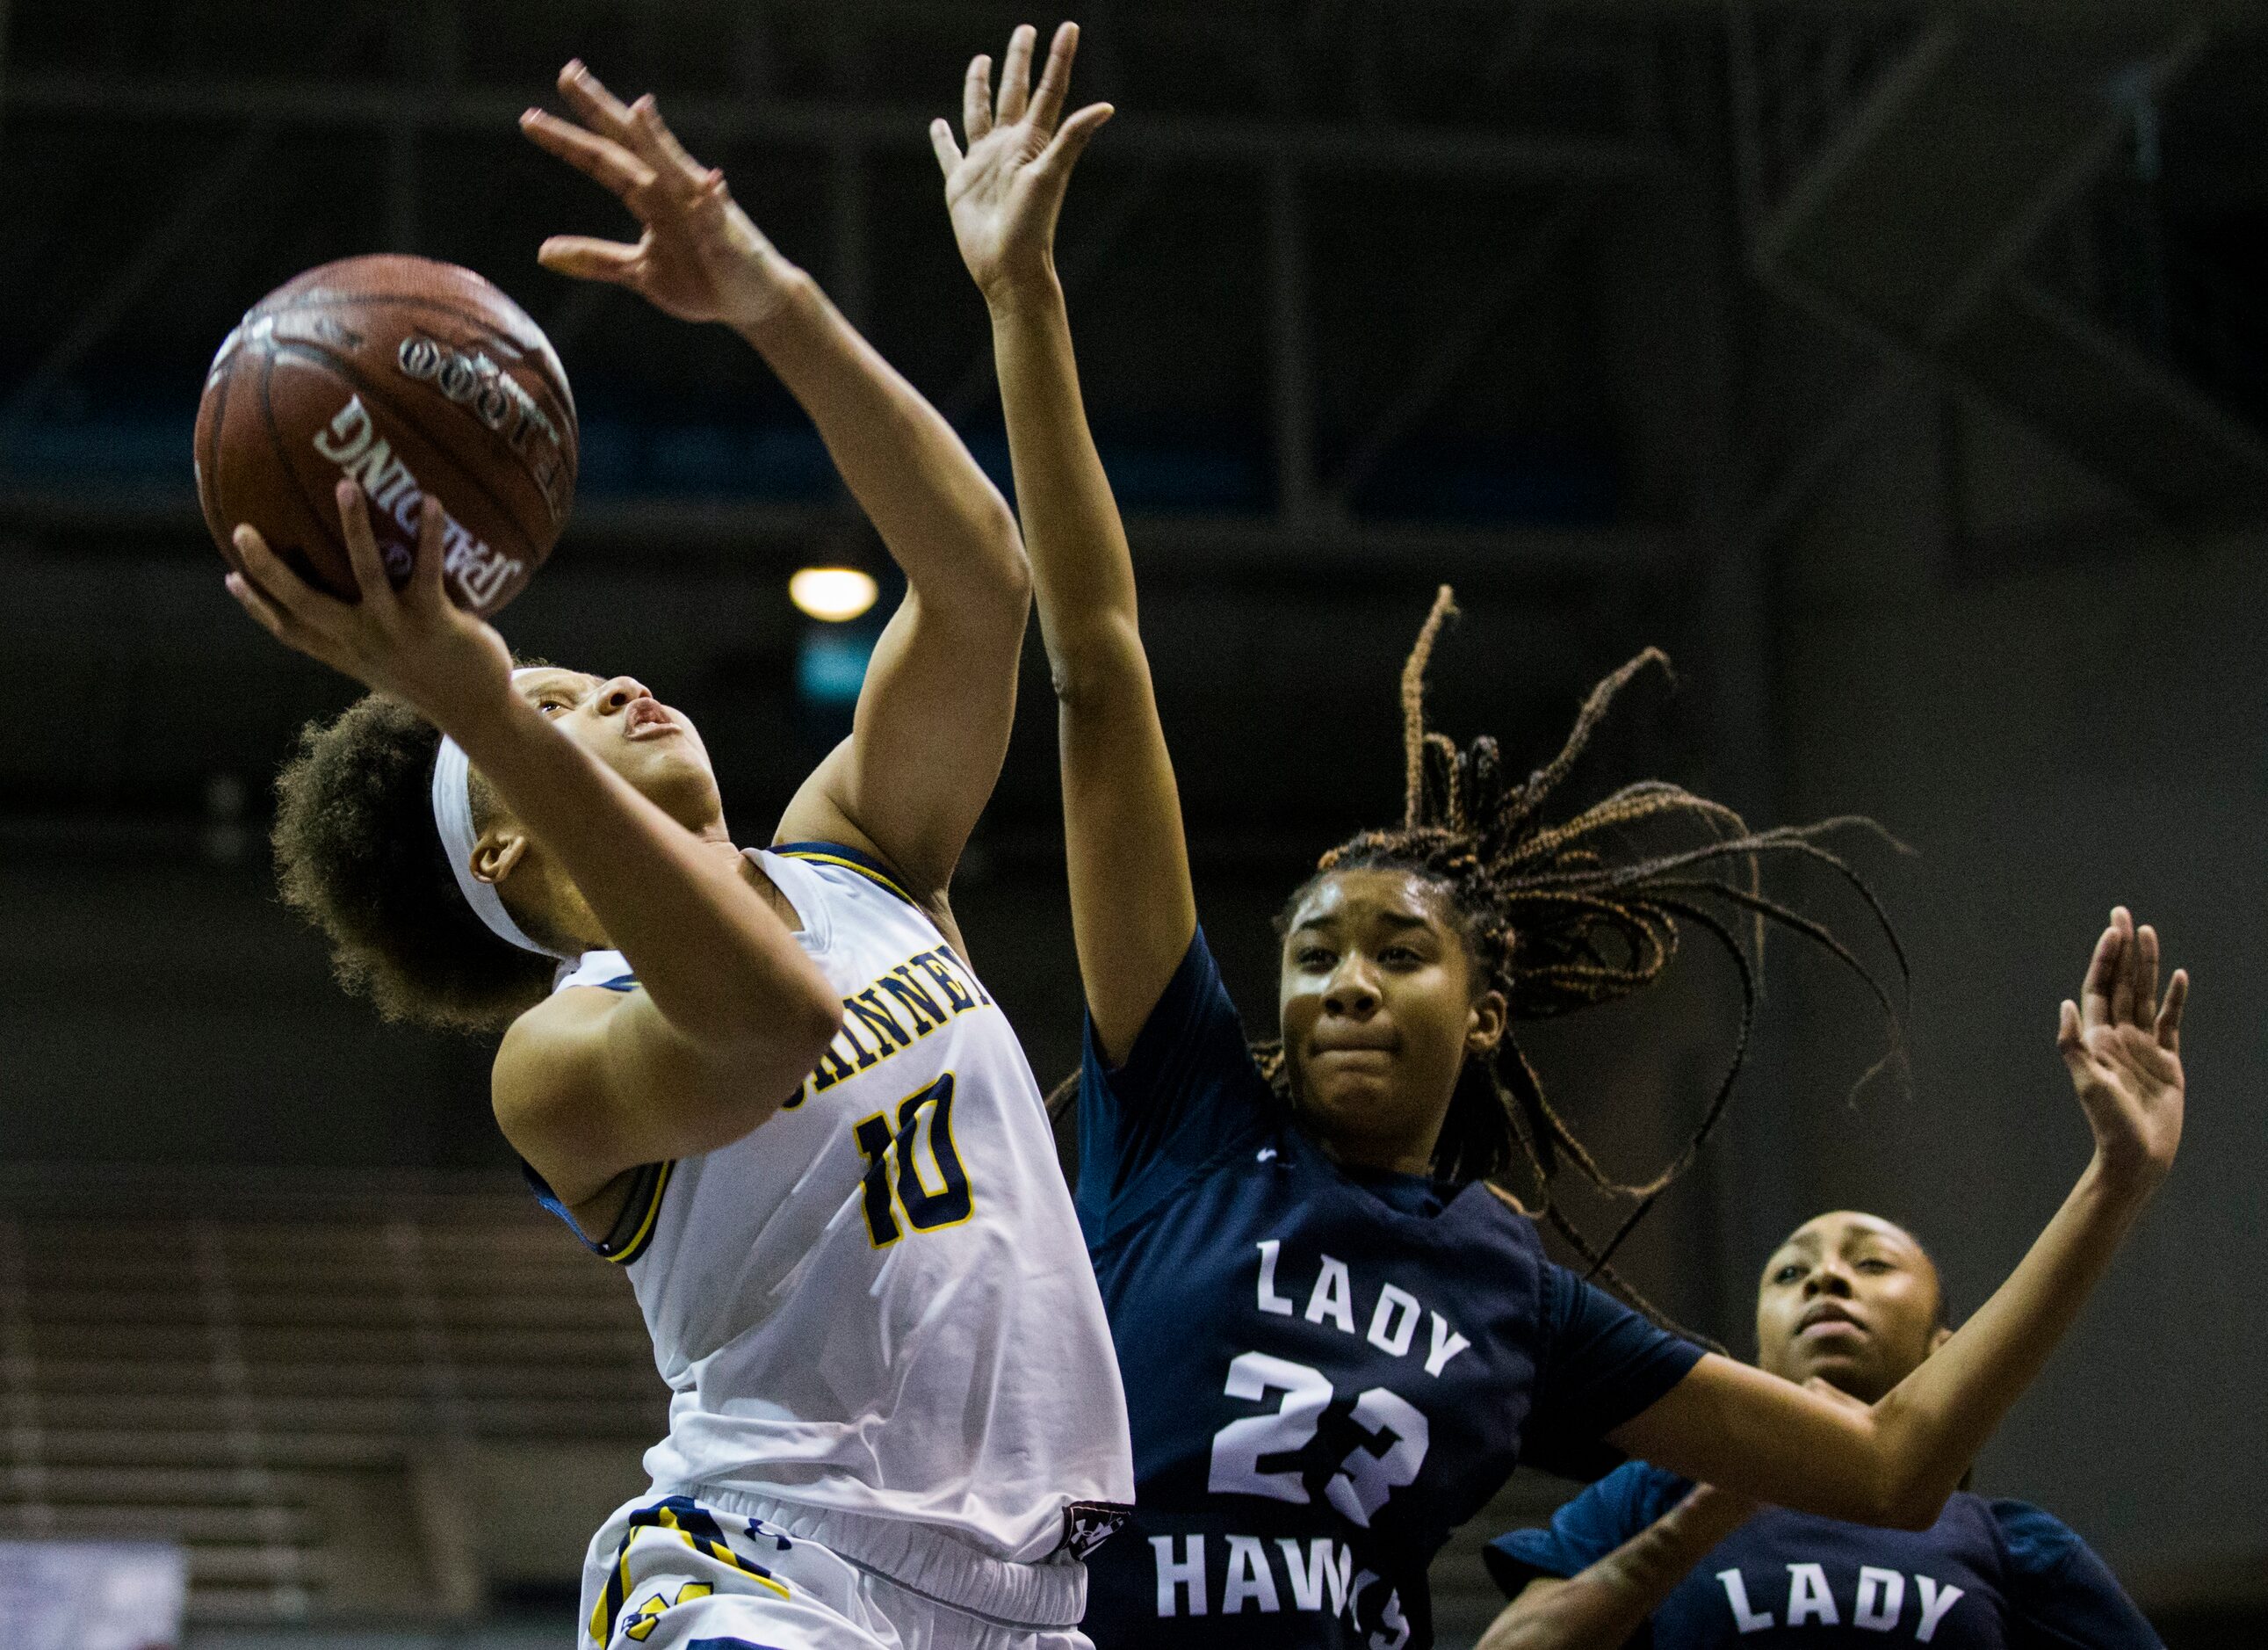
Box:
[1486,1462,2161,1648]
[1077,930,1704,1650]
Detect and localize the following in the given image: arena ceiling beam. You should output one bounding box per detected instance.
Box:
[1324,198,1590,510]
[0,491,1679,587]
[2,74,1678,180]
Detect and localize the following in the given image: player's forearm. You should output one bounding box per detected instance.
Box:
[736,272,1026,609]
[982,271,1148,699]
[1621,1158,2151,1526]
[1870,1154,2154,1521]
[448,693,837,1051]
[1482,1494,1752,1650]
[982,267,1199,1055]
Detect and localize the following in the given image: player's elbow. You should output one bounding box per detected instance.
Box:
[696,959,841,1080]
[774,969,846,1072]
[989,505,1033,596]
[1044,614,1149,712]
[1474,1610,1541,1650]
[1861,1453,1950,1531]
[688,985,840,1139]
[1882,1480,1951,1531]
[955,493,1031,604]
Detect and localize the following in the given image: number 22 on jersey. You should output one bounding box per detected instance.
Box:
[855,1073,975,1246]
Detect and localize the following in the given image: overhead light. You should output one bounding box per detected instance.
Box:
[790,566,878,622]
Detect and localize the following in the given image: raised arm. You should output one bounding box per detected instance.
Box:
[227,489,841,1209]
[1610,909,2188,1526]
[524,66,1029,905]
[1481,1487,1755,1650]
[932,21,1195,1060]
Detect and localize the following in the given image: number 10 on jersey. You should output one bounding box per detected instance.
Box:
[855,1074,975,1247]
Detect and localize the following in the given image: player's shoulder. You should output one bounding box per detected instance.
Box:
[1484,1462,1691,1589]
[770,839,923,908]
[765,839,981,963]
[491,981,637,1172]
[1583,1458,1691,1519]
[1979,1496,2162,1645]
[497,966,632,1096]
[1080,926,1274,1118]
[1982,1496,2094,1578]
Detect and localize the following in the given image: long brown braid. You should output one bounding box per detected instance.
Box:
[1253,587,1906,1327]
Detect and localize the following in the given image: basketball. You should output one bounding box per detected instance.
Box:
[193,254,578,616]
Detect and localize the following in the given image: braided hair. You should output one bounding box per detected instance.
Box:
[1255,588,1905,1322]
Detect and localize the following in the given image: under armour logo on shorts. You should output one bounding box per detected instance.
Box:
[1058,1501,1133,1561]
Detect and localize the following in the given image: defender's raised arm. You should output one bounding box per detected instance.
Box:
[1609,908,2187,1524]
[934,22,1192,1061]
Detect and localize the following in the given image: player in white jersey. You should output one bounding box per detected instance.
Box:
[223,55,1133,1650]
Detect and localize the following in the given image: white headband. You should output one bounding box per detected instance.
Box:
[430,673,574,961]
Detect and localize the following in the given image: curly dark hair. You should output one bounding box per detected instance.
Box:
[272,690,556,1031]
[1254,588,1906,1321]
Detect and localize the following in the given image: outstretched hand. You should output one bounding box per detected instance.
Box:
[522,62,800,331]
[224,483,514,732]
[932,21,1114,301]
[2057,907,2187,1190]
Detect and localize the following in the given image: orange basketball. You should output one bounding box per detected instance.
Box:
[194,254,578,616]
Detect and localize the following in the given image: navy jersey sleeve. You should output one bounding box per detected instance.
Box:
[1483,1462,1691,1595]
[1074,926,1274,1241]
[1993,1501,2164,1649]
[1522,1263,1708,1481]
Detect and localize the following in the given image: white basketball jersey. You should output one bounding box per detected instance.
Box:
[540,844,1134,1566]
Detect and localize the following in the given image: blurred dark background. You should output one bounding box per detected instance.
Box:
[0,0,2263,1644]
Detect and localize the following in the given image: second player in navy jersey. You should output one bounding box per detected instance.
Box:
[1079,930,1701,1647]
[939,22,2192,1650]
[1491,1465,2152,1650]
[1483,1212,2160,1649]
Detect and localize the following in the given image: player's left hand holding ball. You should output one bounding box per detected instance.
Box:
[521,62,802,334]
[227,481,514,733]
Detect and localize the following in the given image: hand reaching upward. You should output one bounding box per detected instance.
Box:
[2058,906,2188,1191]
[932,22,1115,302]
[522,62,800,331]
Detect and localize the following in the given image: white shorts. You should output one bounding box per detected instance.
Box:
[580,1490,1095,1650]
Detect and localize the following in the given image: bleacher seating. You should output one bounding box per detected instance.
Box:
[0,1172,661,1625]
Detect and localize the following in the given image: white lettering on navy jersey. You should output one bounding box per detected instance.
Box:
[1256,1240,1297,1315]
[1349,1568,1412,1650]
[1306,1257,1357,1332]
[1916,1576,1967,1641]
[1247,1241,1475,1379]
[1856,1566,1906,1631]
[1154,1535,1390,1637]
[1206,1351,1429,1530]
[1281,1538,1353,1613]
[1154,1535,1207,1617]
[1367,1285,1421,1357]
[1223,1536,1280,1613]
[1714,1562,1970,1640]
[1718,1568,1773,1632]
[1788,1563,1838,1627]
